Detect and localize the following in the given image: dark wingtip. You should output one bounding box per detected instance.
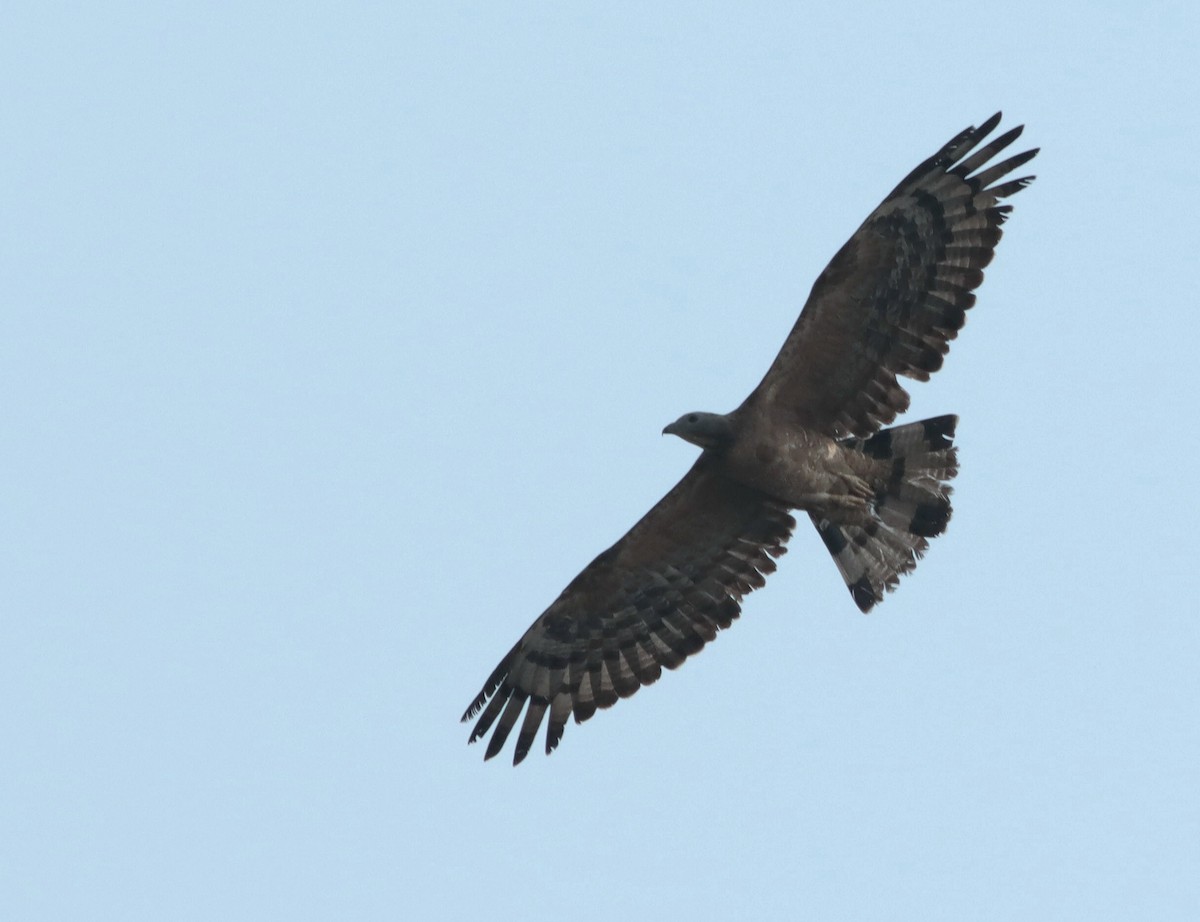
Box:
[483,731,507,762]
[545,715,566,756]
[461,694,486,724]
[977,111,1003,135]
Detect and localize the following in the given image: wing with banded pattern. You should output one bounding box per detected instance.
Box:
[748,113,1037,437]
[462,457,795,764]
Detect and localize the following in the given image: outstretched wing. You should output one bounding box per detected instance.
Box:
[462,457,795,765]
[746,112,1038,438]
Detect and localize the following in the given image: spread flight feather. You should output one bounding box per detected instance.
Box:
[463,113,1037,764]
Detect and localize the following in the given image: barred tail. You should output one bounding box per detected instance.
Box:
[812,415,960,612]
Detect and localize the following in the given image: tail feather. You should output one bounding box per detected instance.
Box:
[813,415,959,612]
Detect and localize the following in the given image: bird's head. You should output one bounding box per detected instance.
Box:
[662,411,735,450]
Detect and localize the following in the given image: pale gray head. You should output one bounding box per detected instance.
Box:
[662,411,735,450]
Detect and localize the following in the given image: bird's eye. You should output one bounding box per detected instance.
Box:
[687,414,698,424]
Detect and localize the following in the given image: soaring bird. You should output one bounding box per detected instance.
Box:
[463,113,1037,764]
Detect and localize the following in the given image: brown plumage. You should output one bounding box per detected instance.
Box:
[464,113,1037,764]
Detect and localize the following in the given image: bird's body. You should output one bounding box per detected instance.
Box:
[463,113,1038,764]
[667,409,874,520]
[720,414,872,520]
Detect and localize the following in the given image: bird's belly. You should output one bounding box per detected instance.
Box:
[722,428,869,516]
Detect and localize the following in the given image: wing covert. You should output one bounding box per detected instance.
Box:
[747,113,1038,437]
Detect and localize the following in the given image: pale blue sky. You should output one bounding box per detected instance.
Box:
[3,2,1198,920]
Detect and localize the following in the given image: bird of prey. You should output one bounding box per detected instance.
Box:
[463,113,1037,765]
